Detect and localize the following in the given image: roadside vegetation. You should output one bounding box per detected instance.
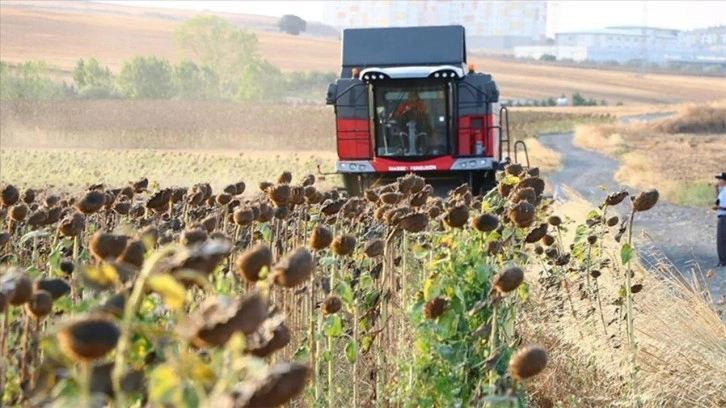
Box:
[572,101,726,207]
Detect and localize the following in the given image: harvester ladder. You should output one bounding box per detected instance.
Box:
[498,105,512,162]
[498,106,530,168]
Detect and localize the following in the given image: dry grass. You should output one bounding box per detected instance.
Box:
[572,101,726,205]
[516,104,679,118]
[652,100,726,134]
[0,100,336,151]
[520,187,726,407]
[524,138,562,174]
[3,2,726,104]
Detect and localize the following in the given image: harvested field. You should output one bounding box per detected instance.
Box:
[0,100,612,152]
[2,1,726,104]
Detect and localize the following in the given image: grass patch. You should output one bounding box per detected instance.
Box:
[666,183,717,207]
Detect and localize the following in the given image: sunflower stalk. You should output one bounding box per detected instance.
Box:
[327,255,339,408]
[112,244,179,407]
[625,210,640,407]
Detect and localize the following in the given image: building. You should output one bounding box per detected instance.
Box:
[514,25,726,67]
[322,0,548,50]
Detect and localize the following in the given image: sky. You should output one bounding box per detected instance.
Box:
[98,1,725,37]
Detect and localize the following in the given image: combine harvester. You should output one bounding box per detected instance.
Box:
[324,25,529,196]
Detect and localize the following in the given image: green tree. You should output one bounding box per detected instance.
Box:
[236,60,284,102]
[73,58,112,88]
[116,56,174,99]
[0,60,62,100]
[572,92,586,106]
[172,59,220,99]
[278,15,306,35]
[73,58,115,98]
[175,15,260,96]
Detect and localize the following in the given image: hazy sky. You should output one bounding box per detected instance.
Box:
[99,1,725,37]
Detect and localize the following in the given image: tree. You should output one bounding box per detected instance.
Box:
[572,92,586,106]
[73,58,112,89]
[175,15,260,96]
[0,60,62,100]
[116,56,174,99]
[172,59,220,99]
[73,58,115,98]
[278,15,306,35]
[236,60,285,102]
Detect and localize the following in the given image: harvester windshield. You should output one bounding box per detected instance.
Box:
[373,83,450,159]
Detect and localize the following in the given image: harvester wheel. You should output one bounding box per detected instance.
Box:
[342,174,365,197]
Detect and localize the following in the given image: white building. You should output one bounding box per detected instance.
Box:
[322,0,548,50]
[515,25,726,66]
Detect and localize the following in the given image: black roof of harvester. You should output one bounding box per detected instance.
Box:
[339,25,467,78]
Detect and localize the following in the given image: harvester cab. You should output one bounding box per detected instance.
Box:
[325,25,529,196]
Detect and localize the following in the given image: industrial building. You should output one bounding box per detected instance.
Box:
[322,0,548,50]
[514,25,726,66]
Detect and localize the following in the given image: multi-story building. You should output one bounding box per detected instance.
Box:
[322,0,548,49]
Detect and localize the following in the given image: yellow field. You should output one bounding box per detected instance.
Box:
[2,1,726,104]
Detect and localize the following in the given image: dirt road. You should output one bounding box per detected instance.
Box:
[538,117,725,304]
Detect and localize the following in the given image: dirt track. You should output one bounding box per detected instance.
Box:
[538,116,725,304]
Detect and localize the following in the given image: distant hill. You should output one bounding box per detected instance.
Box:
[1,0,725,104]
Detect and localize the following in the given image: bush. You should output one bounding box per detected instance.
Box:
[0,60,64,100]
[236,60,285,102]
[116,56,174,99]
[172,60,220,100]
[539,54,556,62]
[78,85,119,99]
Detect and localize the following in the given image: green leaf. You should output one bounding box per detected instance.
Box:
[19,230,50,245]
[345,339,357,363]
[517,282,530,302]
[294,344,310,361]
[322,314,343,337]
[501,227,514,241]
[586,209,600,220]
[621,243,633,265]
[454,285,466,311]
[338,281,354,305]
[318,256,336,267]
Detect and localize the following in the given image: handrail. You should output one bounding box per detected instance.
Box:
[332,81,366,104]
[514,140,530,168]
[499,105,511,162]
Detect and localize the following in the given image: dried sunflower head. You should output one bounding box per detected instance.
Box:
[632,189,659,212]
[492,265,524,293]
[508,345,548,380]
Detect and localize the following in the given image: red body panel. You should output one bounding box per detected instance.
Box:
[336,118,371,159]
[370,156,455,172]
[457,113,495,157]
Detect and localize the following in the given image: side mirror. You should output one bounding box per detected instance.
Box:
[325,83,337,105]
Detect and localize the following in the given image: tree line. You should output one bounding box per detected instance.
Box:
[0,15,335,103]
